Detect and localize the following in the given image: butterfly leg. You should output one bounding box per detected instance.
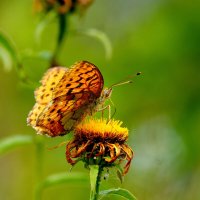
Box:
[101,104,105,118]
[47,141,68,150]
[98,104,111,120]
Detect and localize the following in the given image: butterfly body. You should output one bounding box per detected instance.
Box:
[27,61,111,137]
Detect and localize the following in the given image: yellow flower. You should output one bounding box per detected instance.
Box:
[66,118,134,175]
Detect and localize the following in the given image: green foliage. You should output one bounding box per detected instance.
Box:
[0,31,19,71]
[0,46,13,72]
[0,135,33,155]
[0,31,33,84]
[79,29,112,60]
[89,165,101,200]
[99,188,137,200]
[89,166,136,200]
[35,11,57,44]
[35,172,89,200]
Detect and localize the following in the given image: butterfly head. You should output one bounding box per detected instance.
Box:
[103,87,113,99]
[99,87,113,103]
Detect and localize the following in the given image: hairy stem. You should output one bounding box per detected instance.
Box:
[90,165,103,200]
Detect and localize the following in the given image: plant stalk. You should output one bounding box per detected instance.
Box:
[90,165,103,200]
[50,13,67,67]
[34,136,45,200]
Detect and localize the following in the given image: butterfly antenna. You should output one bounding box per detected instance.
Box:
[109,71,141,89]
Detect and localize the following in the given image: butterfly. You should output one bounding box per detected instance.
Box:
[27,61,112,137]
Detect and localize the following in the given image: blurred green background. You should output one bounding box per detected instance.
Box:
[0,0,200,199]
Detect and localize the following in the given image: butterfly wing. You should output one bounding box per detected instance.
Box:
[53,61,104,99]
[35,92,93,136]
[34,61,104,136]
[27,67,68,128]
[35,67,68,104]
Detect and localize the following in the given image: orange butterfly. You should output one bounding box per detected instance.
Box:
[27,61,112,137]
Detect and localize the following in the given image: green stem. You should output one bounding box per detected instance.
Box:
[35,136,45,182]
[90,165,103,200]
[50,13,67,67]
[34,135,45,200]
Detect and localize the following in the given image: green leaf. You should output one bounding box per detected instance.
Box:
[0,31,30,84]
[80,29,113,60]
[0,135,33,155]
[0,47,13,72]
[35,172,88,200]
[0,31,19,71]
[99,188,137,200]
[115,165,124,183]
[35,11,57,44]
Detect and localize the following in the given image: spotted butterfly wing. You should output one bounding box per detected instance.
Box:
[27,61,104,137]
[53,61,103,99]
[35,67,68,104]
[27,67,68,133]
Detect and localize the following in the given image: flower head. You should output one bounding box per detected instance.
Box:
[66,118,134,175]
[34,0,94,14]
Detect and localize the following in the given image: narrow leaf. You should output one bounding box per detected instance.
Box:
[99,188,137,200]
[0,31,30,83]
[0,31,19,71]
[35,172,88,200]
[80,29,113,60]
[0,31,17,59]
[0,135,33,155]
[35,11,57,44]
[0,47,13,72]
